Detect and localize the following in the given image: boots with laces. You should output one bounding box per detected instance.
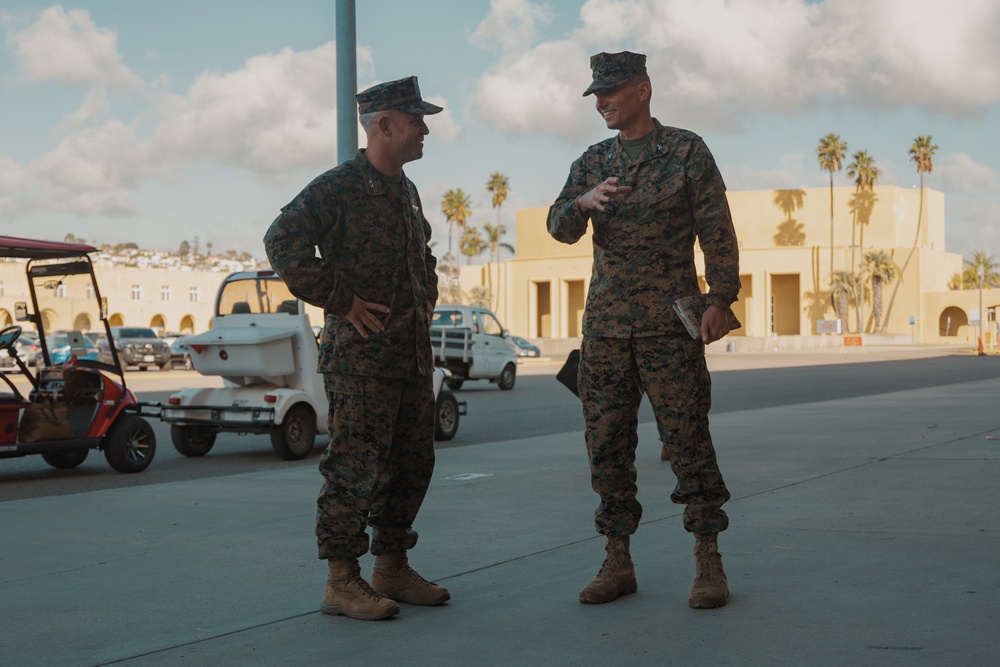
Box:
[321,559,400,620]
[371,551,450,606]
[689,532,729,609]
[579,535,637,604]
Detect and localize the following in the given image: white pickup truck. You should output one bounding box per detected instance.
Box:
[429,304,518,391]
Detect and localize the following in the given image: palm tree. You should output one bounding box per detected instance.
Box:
[483,222,515,312]
[949,250,1000,290]
[441,188,472,303]
[881,135,938,332]
[864,250,898,332]
[846,150,879,332]
[486,172,510,312]
[829,270,855,330]
[459,225,487,265]
[441,188,472,274]
[817,134,847,279]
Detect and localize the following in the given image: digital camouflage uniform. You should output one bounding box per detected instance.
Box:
[547,119,740,537]
[263,148,439,561]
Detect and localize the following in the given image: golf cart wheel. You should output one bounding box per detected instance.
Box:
[171,425,217,457]
[497,363,516,391]
[42,448,89,469]
[434,390,459,441]
[446,378,464,391]
[270,404,316,461]
[103,415,156,473]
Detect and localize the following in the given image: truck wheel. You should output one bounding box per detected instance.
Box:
[42,448,89,469]
[446,378,464,391]
[103,415,156,473]
[435,391,460,441]
[270,404,316,461]
[497,363,516,391]
[171,425,216,457]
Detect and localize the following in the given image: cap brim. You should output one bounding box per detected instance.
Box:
[406,101,443,115]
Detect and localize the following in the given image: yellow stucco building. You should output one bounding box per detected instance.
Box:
[461,185,1000,348]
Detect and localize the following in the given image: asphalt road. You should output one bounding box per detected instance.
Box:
[2,352,998,502]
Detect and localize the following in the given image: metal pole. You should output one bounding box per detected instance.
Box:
[335,0,358,164]
[978,266,984,355]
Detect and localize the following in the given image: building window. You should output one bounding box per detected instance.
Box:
[189,287,200,303]
[131,284,143,301]
[86,283,95,299]
[55,284,67,298]
[0,281,4,297]
[161,285,172,301]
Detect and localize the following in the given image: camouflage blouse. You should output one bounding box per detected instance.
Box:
[547,120,740,338]
[263,150,439,378]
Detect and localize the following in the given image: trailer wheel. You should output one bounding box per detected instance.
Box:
[42,448,89,469]
[497,363,516,391]
[446,378,464,391]
[171,425,216,457]
[103,415,156,473]
[434,390,460,441]
[270,404,316,461]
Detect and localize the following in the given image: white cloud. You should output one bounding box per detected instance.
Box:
[424,96,463,142]
[936,153,1000,194]
[471,0,1000,138]
[6,6,141,88]
[0,157,27,218]
[470,0,556,54]
[471,39,598,139]
[3,40,381,220]
[28,121,144,215]
[148,42,343,181]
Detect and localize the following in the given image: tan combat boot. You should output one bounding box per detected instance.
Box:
[689,533,729,609]
[371,551,450,606]
[321,559,400,620]
[579,535,637,604]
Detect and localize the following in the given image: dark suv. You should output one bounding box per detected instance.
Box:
[99,327,171,370]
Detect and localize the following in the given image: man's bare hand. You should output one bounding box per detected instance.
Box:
[700,305,731,345]
[345,295,390,338]
[577,177,633,213]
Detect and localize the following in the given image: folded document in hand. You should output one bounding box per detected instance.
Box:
[673,295,741,340]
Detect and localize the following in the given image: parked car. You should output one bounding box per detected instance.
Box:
[35,331,100,366]
[98,327,171,370]
[3,330,40,368]
[168,336,193,370]
[429,304,518,390]
[510,335,540,358]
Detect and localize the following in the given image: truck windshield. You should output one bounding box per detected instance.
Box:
[218,277,297,316]
[432,310,464,327]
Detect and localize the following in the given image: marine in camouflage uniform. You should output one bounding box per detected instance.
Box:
[547,52,740,609]
[263,76,449,621]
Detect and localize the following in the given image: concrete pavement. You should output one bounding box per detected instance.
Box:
[1,348,998,666]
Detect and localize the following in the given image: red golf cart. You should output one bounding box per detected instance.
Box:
[0,235,157,473]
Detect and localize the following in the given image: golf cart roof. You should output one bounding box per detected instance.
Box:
[0,235,97,259]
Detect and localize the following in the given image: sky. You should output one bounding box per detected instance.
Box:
[1,0,999,263]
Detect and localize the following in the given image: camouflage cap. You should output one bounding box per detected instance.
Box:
[356,76,443,116]
[582,51,648,96]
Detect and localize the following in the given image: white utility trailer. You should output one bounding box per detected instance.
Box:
[160,270,462,461]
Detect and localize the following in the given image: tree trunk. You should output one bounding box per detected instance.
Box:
[881,173,924,332]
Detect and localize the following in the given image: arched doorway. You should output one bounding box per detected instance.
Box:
[179,315,196,334]
[109,313,125,327]
[939,306,967,337]
[73,313,92,331]
[150,314,166,333]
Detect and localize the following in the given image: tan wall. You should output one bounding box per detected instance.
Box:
[0,262,323,336]
[459,185,971,345]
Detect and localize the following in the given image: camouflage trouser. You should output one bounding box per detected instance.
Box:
[316,372,436,560]
[579,335,730,536]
